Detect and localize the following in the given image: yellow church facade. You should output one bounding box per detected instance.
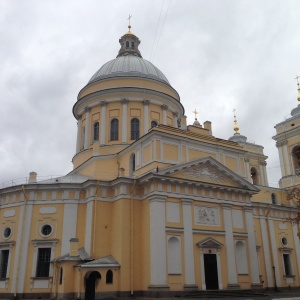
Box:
[1,28,300,299]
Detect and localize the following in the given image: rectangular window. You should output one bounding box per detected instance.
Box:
[36,248,51,277]
[283,253,292,276]
[0,250,9,279]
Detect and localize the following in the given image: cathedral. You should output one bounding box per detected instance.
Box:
[1,25,300,300]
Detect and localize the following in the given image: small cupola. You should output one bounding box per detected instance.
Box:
[117,22,142,58]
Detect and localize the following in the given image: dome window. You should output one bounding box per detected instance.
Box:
[110,119,119,141]
[126,41,129,49]
[131,42,134,49]
[93,122,99,141]
[131,118,140,140]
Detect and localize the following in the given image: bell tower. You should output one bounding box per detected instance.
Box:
[273,79,300,188]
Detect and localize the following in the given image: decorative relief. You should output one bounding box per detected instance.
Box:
[4,210,15,217]
[195,206,220,225]
[39,207,57,214]
[183,164,227,183]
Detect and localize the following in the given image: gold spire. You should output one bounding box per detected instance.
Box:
[233,109,239,135]
[127,14,132,33]
[296,75,300,103]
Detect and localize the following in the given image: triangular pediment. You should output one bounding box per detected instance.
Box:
[158,156,259,192]
[196,237,223,249]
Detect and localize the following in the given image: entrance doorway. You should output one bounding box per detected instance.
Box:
[204,254,219,290]
[85,271,101,300]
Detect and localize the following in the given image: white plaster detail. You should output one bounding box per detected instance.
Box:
[232,209,244,229]
[100,103,107,145]
[39,207,56,214]
[194,205,220,226]
[84,201,93,256]
[0,281,6,289]
[167,236,182,274]
[292,224,300,283]
[33,279,49,289]
[166,202,180,223]
[4,210,15,217]
[279,223,287,230]
[122,100,128,143]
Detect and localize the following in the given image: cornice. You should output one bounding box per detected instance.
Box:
[273,125,300,141]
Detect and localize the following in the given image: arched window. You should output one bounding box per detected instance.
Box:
[151,120,158,128]
[131,118,140,140]
[271,193,277,204]
[167,236,182,274]
[250,167,258,185]
[110,119,119,141]
[236,240,248,274]
[126,41,129,49]
[292,146,300,173]
[129,153,135,176]
[106,269,113,284]
[93,122,99,141]
[131,42,134,49]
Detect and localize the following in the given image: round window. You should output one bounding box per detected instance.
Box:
[3,227,12,239]
[281,237,288,247]
[41,224,52,237]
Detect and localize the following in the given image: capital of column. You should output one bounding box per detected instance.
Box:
[100,100,107,107]
[276,140,288,147]
[173,112,179,117]
[244,158,250,163]
[221,203,232,210]
[148,195,167,203]
[121,98,129,104]
[84,106,90,112]
[161,104,168,110]
[181,198,193,205]
[243,206,254,213]
[259,161,267,166]
[143,99,150,106]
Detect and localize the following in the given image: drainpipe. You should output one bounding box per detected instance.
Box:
[13,185,28,299]
[130,179,136,295]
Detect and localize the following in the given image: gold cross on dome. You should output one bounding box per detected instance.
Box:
[193,109,199,120]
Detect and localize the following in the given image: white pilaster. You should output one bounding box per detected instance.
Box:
[84,107,91,149]
[122,98,128,143]
[100,101,107,146]
[259,163,265,186]
[14,203,33,293]
[173,112,178,128]
[277,144,285,177]
[244,207,262,287]
[182,198,196,286]
[76,117,82,153]
[143,100,149,134]
[61,203,79,255]
[292,224,300,278]
[222,204,239,288]
[162,105,168,125]
[149,196,167,286]
[283,143,291,175]
[259,216,273,287]
[84,200,94,255]
[244,158,251,182]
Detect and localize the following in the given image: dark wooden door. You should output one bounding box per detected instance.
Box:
[204,254,219,290]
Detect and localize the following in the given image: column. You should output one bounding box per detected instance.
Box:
[260,161,269,187]
[161,104,168,125]
[100,101,107,146]
[222,203,240,288]
[143,100,149,134]
[182,198,197,287]
[244,207,262,288]
[292,223,300,278]
[76,116,82,153]
[173,112,178,128]
[149,196,168,287]
[276,141,286,177]
[259,162,266,186]
[84,107,90,149]
[244,158,251,182]
[121,98,128,143]
[283,142,291,175]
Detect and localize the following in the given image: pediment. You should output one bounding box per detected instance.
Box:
[197,237,223,249]
[158,156,258,192]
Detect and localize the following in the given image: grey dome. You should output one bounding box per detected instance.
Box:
[88,55,170,85]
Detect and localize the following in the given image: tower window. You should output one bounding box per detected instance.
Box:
[292,146,300,172]
[36,248,51,277]
[151,120,158,128]
[131,118,140,140]
[126,41,129,49]
[110,119,119,141]
[271,193,277,204]
[250,167,258,185]
[93,122,99,141]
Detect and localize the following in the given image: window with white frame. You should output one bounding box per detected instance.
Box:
[36,248,51,277]
[283,253,293,276]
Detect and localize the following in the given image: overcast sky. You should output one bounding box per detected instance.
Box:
[0,0,299,187]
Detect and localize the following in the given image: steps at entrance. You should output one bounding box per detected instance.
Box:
[187,289,267,298]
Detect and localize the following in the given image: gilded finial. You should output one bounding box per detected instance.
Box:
[127,14,132,32]
[233,109,239,135]
[296,75,300,103]
[193,109,199,120]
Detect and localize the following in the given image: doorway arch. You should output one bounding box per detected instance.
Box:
[85,271,101,300]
